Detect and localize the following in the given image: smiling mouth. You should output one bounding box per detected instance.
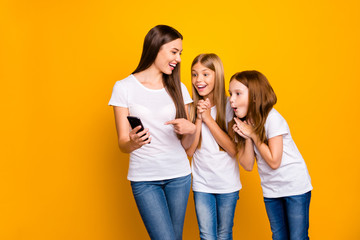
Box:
[197,85,207,91]
[169,63,176,69]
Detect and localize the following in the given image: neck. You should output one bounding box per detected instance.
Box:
[133,65,164,88]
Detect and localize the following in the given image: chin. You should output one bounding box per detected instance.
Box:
[235,112,246,119]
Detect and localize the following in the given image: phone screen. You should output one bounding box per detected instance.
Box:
[127,116,149,142]
[127,116,144,133]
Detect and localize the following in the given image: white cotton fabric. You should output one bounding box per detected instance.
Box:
[108,74,192,181]
[254,108,313,198]
[191,99,242,193]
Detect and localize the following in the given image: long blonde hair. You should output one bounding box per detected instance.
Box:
[190,53,227,149]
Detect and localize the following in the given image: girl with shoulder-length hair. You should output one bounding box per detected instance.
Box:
[108,25,196,240]
[187,53,241,239]
[229,70,313,240]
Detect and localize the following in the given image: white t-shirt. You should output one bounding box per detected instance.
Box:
[192,99,242,193]
[108,74,193,181]
[254,108,313,198]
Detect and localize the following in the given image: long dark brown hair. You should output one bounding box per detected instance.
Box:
[230,70,277,148]
[133,25,187,120]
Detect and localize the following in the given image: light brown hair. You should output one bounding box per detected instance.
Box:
[230,70,277,147]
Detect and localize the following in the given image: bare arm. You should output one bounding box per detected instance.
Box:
[202,114,237,158]
[113,106,151,153]
[185,118,202,157]
[251,135,283,170]
[234,117,283,170]
[231,119,255,171]
[237,138,256,171]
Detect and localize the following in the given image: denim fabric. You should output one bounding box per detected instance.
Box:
[131,174,191,240]
[264,191,311,240]
[193,191,239,240]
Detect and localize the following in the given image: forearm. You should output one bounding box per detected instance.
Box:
[185,118,202,157]
[238,138,255,171]
[203,117,237,157]
[251,135,282,169]
[181,131,196,150]
[118,138,138,153]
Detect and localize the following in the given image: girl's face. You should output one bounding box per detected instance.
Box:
[191,62,215,99]
[229,79,249,118]
[153,38,182,75]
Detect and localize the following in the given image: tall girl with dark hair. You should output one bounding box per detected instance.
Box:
[109,25,196,240]
[229,70,313,240]
[187,54,241,240]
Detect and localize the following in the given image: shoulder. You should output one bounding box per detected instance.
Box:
[265,108,289,137]
[114,75,134,86]
[266,108,286,123]
[180,82,190,92]
[112,75,135,91]
[180,82,193,104]
[226,97,233,114]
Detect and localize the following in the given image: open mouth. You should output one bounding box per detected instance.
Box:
[196,85,207,91]
[232,107,237,112]
[169,63,176,70]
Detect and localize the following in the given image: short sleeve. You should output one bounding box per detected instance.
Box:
[181,83,193,105]
[225,98,234,130]
[265,109,289,139]
[108,81,128,107]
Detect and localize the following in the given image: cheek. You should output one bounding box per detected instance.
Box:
[241,96,249,106]
[191,78,196,85]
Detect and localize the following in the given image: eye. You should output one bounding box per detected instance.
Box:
[204,73,209,77]
[229,92,232,96]
[192,73,198,77]
[172,51,177,55]
[236,92,241,96]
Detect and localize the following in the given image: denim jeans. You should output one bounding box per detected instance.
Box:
[193,191,239,240]
[264,191,311,240]
[130,174,191,240]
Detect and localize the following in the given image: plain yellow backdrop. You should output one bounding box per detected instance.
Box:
[1,0,359,239]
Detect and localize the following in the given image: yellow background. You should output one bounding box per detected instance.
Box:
[1,0,359,239]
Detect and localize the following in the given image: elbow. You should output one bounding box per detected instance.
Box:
[245,165,254,171]
[239,158,254,171]
[118,144,130,154]
[242,163,254,172]
[227,149,237,158]
[186,149,195,157]
[268,161,281,170]
[118,141,132,154]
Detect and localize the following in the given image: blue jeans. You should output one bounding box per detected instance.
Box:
[193,191,239,240]
[130,174,191,240]
[264,191,311,240]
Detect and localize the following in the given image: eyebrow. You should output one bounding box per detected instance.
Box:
[191,68,210,72]
[172,48,182,52]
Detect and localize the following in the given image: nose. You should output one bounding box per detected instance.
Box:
[229,94,234,103]
[176,53,181,63]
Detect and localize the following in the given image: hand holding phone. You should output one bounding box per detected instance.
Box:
[127,116,150,143]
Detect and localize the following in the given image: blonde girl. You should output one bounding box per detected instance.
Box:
[187,53,241,240]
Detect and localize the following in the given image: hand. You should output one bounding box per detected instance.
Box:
[197,98,211,121]
[165,118,196,135]
[129,125,151,148]
[233,117,254,140]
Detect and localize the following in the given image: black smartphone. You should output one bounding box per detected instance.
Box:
[127,116,149,142]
